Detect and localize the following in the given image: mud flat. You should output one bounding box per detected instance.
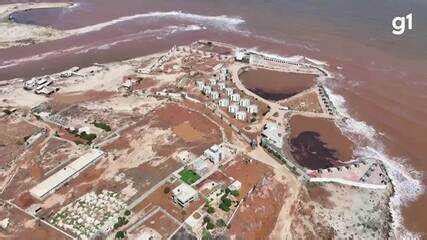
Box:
[289,114,354,170]
[239,68,316,101]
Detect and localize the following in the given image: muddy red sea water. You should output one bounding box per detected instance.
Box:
[1,0,426,237]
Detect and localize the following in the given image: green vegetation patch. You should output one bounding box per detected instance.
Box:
[219,196,232,212]
[179,169,200,184]
[93,121,112,132]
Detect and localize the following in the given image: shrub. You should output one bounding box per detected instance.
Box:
[114,216,128,229]
[124,210,131,216]
[206,221,215,230]
[163,186,171,194]
[207,206,215,214]
[202,229,213,240]
[93,121,112,132]
[203,216,211,224]
[115,231,125,239]
[79,131,97,143]
[230,190,240,197]
[217,219,226,227]
[219,197,232,212]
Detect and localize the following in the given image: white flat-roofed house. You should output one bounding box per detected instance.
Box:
[235,49,248,62]
[203,85,212,95]
[24,78,37,90]
[219,98,229,107]
[204,144,222,164]
[177,150,193,164]
[218,67,228,81]
[210,91,219,100]
[228,180,241,192]
[239,98,250,107]
[36,78,48,86]
[192,158,210,176]
[213,63,224,72]
[209,78,217,86]
[228,104,239,114]
[235,111,247,121]
[225,87,234,96]
[30,149,104,200]
[261,122,283,149]
[196,81,205,91]
[172,183,199,207]
[218,82,226,90]
[247,104,258,114]
[230,93,240,102]
[34,86,57,96]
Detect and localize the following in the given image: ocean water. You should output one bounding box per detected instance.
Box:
[1,0,426,237]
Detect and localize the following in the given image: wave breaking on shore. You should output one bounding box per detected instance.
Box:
[324,85,424,239]
[66,11,244,35]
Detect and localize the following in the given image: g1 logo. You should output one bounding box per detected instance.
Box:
[392,13,414,35]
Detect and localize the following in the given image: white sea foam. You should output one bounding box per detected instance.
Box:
[323,84,424,239]
[0,24,203,69]
[66,11,244,35]
[77,24,203,54]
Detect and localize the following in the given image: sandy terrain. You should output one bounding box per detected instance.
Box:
[279,89,323,113]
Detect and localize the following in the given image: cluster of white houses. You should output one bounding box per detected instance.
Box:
[24,76,58,96]
[173,144,226,207]
[197,67,258,122]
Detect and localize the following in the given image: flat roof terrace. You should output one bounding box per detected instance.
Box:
[29,149,104,200]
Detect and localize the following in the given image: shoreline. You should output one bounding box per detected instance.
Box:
[0,39,421,238]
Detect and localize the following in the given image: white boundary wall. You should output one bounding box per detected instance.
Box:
[309,177,387,190]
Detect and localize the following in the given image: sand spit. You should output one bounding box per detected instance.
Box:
[0,2,72,49]
[0,3,244,50]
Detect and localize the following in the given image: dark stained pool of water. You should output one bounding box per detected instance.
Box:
[290,131,341,170]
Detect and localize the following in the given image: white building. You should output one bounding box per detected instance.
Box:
[218,82,226,90]
[30,149,104,200]
[228,104,239,114]
[204,145,222,164]
[177,150,193,164]
[230,93,240,102]
[218,68,228,81]
[203,85,212,95]
[225,87,234,96]
[209,78,217,86]
[247,104,258,114]
[192,158,210,176]
[228,180,241,192]
[234,49,247,62]
[196,81,205,91]
[210,91,219,100]
[235,111,247,121]
[262,122,283,149]
[239,98,250,107]
[219,98,229,107]
[172,183,199,207]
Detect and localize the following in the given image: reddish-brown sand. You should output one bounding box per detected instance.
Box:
[289,115,354,169]
[229,175,287,240]
[239,69,316,100]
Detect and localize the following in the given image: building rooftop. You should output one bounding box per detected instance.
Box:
[30,149,104,199]
[172,183,198,204]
